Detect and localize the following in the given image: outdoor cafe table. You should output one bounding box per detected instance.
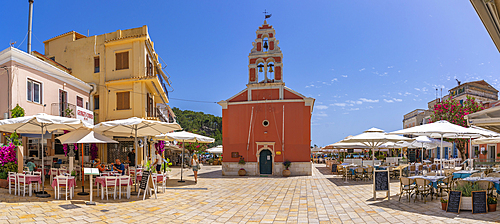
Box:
[136,173,165,183]
[452,170,480,179]
[95,176,133,199]
[462,176,500,194]
[51,176,76,199]
[7,174,42,196]
[408,175,446,190]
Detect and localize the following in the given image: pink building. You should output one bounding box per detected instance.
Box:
[0,47,92,161]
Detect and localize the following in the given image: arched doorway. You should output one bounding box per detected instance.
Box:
[259,149,272,174]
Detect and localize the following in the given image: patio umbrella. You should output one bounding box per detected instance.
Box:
[409,136,451,162]
[94,117,181,192]
[157,131,215,182]
[0,113,86,198]
[206,145,222,154]
[389,120,483,171]
[342,128,412,160]
[56,128,118,196]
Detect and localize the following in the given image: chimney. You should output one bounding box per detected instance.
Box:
[27,0,34,54]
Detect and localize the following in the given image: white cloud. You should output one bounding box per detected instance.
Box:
[384,99,394,103]
[348,108,359,111]
[331,78,338,82]
[359,68,365,72]
[414,88,420,91]
[315,112,328,117]
[388,66,394,68]
[342,75,348,78]
[359,98,379,103]
[398,92,402,96]
[346,100,362,105]
[316,105,328,110]
[305,84,314,88]
[393,98,402,102]
[331,103,346,107]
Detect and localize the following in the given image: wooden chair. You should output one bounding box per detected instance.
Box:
[475,180,494,196]
[388,166,395,179]
[437,176,452,196]
[414,178,432,203]
[55,176,70,200]
[354,167,364,181]
[365,167,373,180]
[486,173,500,177]
[417,164,423,174]
[17,174,28,197]
[470,172,483,177]
[118,176,130,199]
[399,177,415,202]
[430,164,437,172]
[8,172,17,195]
[409,165,416,176]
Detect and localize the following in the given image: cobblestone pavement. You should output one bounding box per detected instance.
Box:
[0,164,499,223]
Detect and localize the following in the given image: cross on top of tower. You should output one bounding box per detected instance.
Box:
[263,10,272,20]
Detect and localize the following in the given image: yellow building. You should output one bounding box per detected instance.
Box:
[42,26,175,163]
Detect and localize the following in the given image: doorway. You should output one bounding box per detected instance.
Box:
[488,145,496,162]
[259,149,272,174]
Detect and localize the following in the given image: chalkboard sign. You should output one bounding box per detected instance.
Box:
[446,190,461,214]
[331,164,338,173]
[472,191,487,214]
[374,171,389,191]
[139,171,150,191]
[347,149,354,154]
[409,151,416,163]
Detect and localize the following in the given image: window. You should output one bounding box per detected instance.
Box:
[94,95,99,110]
[262,120,269,127]
[146,54,153,76]
[86,102,89,110]
[115,51,129,70]
[116,91,130,110]
[77,96,83,107]
[27,79,42,104]
[94,56,100,73]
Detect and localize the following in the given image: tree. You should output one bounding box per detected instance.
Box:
[430,96,484,160]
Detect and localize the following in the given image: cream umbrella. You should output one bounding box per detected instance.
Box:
[206,145,223,154]
[0,113,86,198]
[157,131,215,182]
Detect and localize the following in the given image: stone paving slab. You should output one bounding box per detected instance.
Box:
[0,164,499,223]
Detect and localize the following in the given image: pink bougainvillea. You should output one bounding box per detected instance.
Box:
[155,141,166,154]
[90,143,98,160]
[0,143,17,165]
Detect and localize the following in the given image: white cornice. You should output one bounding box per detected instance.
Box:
[0,47,91,92]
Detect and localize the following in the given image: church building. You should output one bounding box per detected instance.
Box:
[218,21,315,176]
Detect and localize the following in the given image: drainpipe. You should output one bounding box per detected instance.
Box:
[1,66,9,118]
[88,83,98,109]
[27,0,34,54]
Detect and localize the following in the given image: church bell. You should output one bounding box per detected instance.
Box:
[263,40,268,50]
[268,64,274,73]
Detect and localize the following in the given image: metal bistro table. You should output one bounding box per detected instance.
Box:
[462,176,500,194]
[452,170,480,179]
[408,175,446,197]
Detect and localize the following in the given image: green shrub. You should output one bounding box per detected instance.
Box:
[454,183,482,197]
[0,172,7,180]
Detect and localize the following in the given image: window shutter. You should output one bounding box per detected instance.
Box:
[124,52,129,69]
[116,53,122,70]
[117,92,123,110]
[124,91,130,109]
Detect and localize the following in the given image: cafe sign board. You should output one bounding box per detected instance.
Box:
[76,106,94,126]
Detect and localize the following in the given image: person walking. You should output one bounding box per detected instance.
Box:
[154,151,162,174]
[191,154,200,183]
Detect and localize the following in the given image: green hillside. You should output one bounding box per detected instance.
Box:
[172,107,222,147]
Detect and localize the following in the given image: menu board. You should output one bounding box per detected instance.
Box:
[139,171,150,191]
[331,164,337,173]
[374,171,389,191]
[347,149,354,154]
[446,191,461,214]
[472,191,487,214]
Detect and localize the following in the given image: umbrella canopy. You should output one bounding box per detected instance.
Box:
[56,129,118,144]
[472,136,500,144]
[343,127,412,148]
[0,113,86,198]
[158,131,215,143]
[410,136,452,149]
[206,145,222,154]
[157,131,214,182]
[94,117,181,137]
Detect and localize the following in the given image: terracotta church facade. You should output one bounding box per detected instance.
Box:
[218,21,315,176]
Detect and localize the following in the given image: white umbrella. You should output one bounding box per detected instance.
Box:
[56,128,118,198]
[94,117,181,191]
[409,136,450,162]
[206,145,222,154]
[389,120,483,170]
[158,131,215,182]
[472,136,500,144]
[0,113,86,197]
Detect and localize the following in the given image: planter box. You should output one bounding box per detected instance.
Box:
[0,179,7,189]
[461,196,472,211]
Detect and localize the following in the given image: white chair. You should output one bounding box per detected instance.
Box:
[103,176,117,200]
[118,176,130,199]
[32,171,42,192]
[58,168,67,176]
[8,172,17,195]
[55,175,70,200]
[17,174,29,197]
[159,173,168,193]
[50,168,58,184]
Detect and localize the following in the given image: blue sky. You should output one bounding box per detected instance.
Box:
[2,1,500,147]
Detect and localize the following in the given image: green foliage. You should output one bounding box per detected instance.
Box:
[430,96,484,160]
[0,162,18,176]
[0,172,7,179]
[488,196,497,205]
[440,198,447,203]
[208,158,214,164]
[283,160,291,170]
[6,132,21,146]
[453,183,482,197]
[64,108,74,118]
[71,170,76,176]
[172,107,222,147]
[238,156,246,165]
[10,104,25,118]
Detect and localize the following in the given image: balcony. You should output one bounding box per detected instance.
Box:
[51,103,76,118]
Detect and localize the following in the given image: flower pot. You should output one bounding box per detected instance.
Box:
[238,169,246,176]
[489,203,497,212]
[282,169,291,177]
[461,196,472,211]
[441,202,447,210]
[0,179,7,189]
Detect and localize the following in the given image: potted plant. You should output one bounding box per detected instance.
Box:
[488,196,497,212]
[238,156,246,176]
[454,183,482,210]
[0,172,7,188]
[208,158,214,165]
[71,170,76,177]
[282,160,291,177]
[440,198,448,210]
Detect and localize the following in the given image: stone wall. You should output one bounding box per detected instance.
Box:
[222,162,312,176]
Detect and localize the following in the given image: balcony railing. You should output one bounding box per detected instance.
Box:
[51,103,76,118]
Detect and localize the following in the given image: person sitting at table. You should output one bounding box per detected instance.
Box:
[94,159,106,173]
[111,159,125,175]
[26,158,37,171]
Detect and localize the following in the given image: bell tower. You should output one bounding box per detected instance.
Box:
[248,20,283,84]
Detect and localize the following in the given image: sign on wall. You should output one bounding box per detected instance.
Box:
[76,106,94,126]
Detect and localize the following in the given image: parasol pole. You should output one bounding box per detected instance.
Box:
[179,141,185,182]
[77,143,89,195]
[36,124,50,197]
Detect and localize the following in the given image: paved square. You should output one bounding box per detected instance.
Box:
[0,164,498,223]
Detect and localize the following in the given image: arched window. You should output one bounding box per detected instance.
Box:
[257,62,265,82]
[267,62,274,80]
[262,37,269,52]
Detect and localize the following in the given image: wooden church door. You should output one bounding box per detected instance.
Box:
[259,150,272,174]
